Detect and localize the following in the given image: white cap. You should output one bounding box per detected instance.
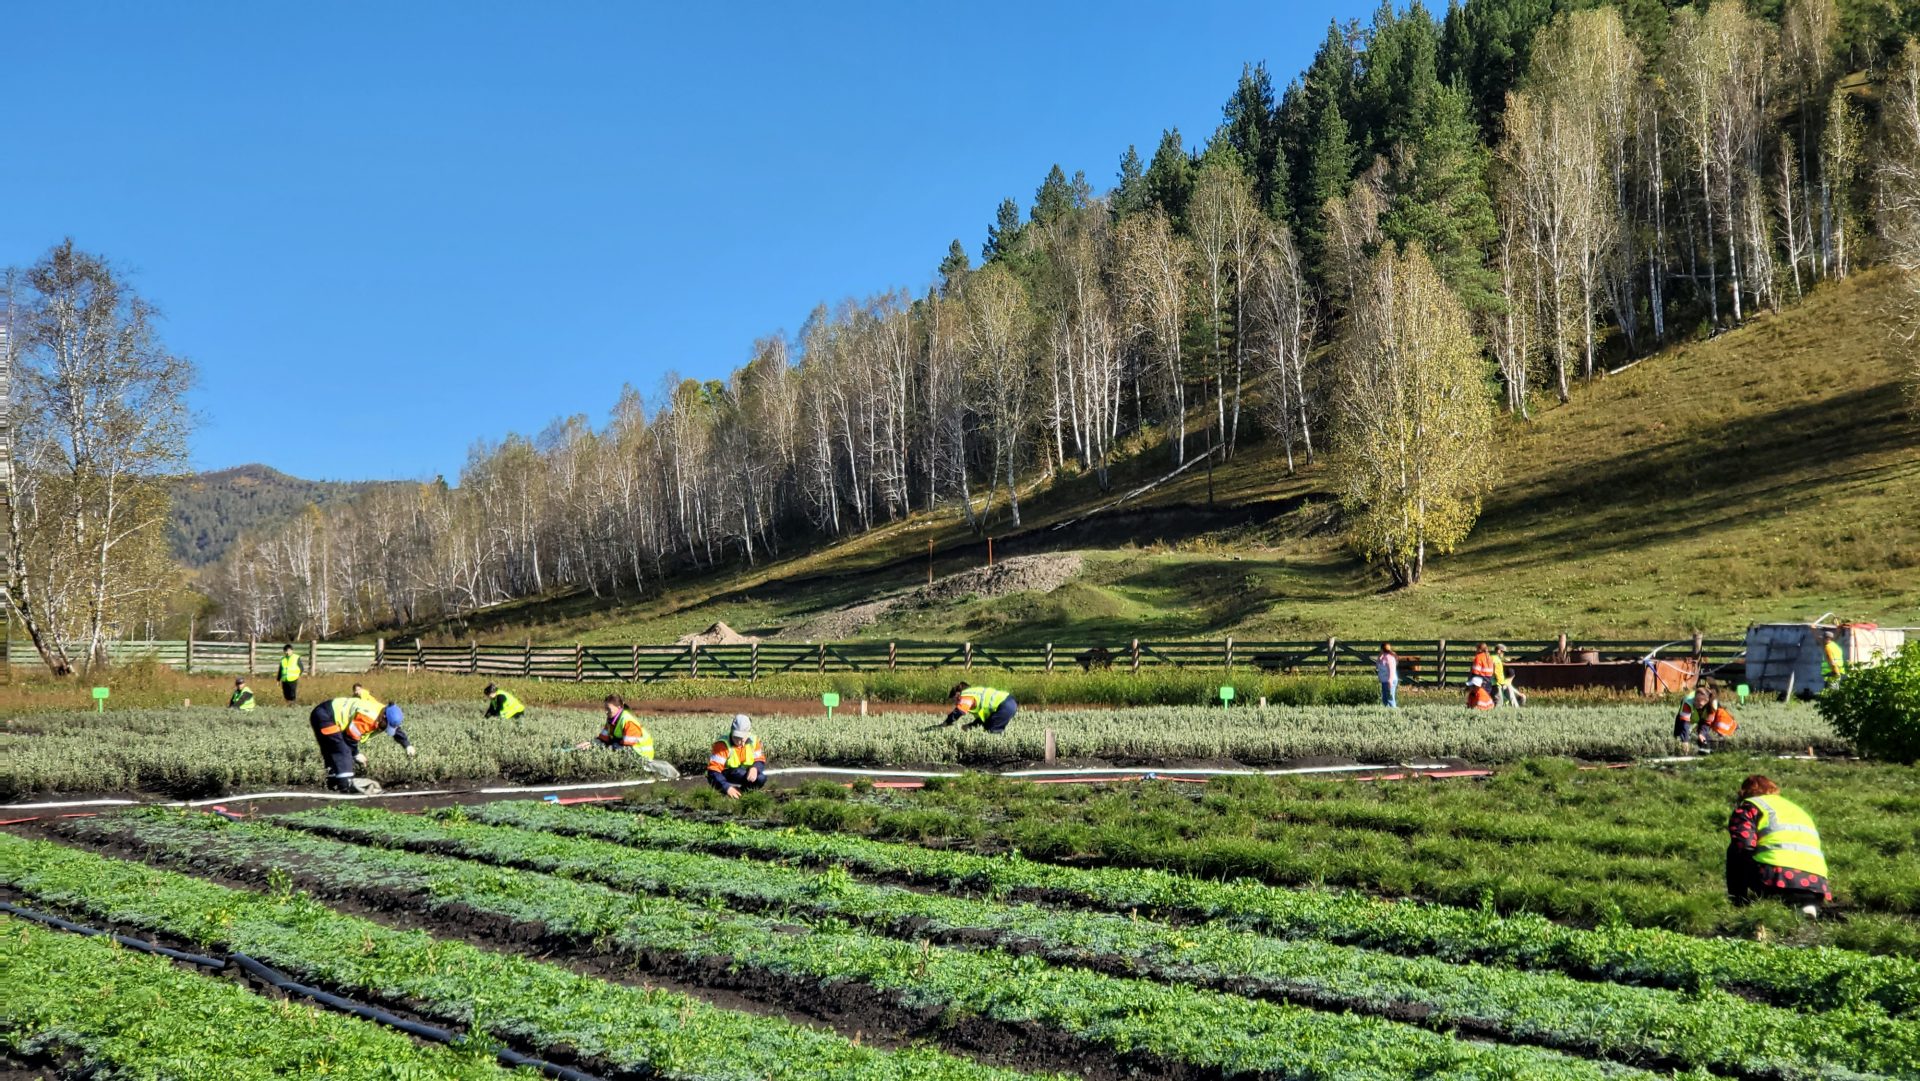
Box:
[731,714,752,738]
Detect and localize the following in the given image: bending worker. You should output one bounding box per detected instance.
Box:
[310,693,413,793]
[575,694,678,779]
[278,644,303,704]
[1727,774,1830,916]
[483,683,526,720]
[707,714,768,799]
[945,683,1017,733]
[228,678,257,711]
[1674,685,1737,753]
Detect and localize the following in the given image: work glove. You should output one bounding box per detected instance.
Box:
[354,752,368,767]
[405,745,416,758]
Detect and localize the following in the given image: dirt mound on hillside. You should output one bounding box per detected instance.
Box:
[780,553,1084,641]
[676,621,759,646]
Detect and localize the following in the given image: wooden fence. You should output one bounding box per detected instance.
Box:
[5,634,1745,685]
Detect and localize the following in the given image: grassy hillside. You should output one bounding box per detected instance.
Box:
[169,464,395,567]
[411,270,1918,645]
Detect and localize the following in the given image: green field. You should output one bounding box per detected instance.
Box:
[0,700,1845,799]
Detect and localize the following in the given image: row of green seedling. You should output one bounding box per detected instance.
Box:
[0,832,1054,1081]
[0,912,526,1080]
[57,809,1669,1081]
[477,799,1920,1017]
[280,803,1919,1081]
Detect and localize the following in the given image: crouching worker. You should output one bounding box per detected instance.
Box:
[707,714,767,799]
[945,683,1017,733]
[310,695,412,793]
[228,678,257,711]
[483,682,526,720]
[1728,775,1831,917]
[575,695,679,779]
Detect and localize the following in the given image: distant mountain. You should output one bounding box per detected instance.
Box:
[168,464,391,567]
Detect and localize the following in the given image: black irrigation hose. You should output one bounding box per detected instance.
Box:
[1,900,603,1081]
[0,900,226,968]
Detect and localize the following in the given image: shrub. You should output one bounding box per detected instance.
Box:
[1816,641,1920,763]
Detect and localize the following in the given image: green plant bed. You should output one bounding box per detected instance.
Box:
[0,701,1846,798]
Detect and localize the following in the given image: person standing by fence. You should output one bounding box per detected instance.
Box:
[1376,644,1399,708]
[1493,644,1525,707]
[278,644,303,704]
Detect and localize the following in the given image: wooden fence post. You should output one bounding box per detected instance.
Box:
[1130,639,1141,674]
[523,639,533,678]
[468,639,478,675]
[1438,639,1449,685]
[574,643,584,681]
[1224,636,1234,671]
[888,641,897,671]
[1557,632,1569,663]
[750,641,760,681]
[1326,636,1337,677]
[1045,642,1054,674]
[630,643,640,681]
[817,643,827,673]
[964,641,973,671]
[1691,631,1703,658]
[185,617,195,674]
[689,643,699,679]
[248,636,257,675]
[309,640,318,677]
[374,638,385,670]
[415,638,426,672]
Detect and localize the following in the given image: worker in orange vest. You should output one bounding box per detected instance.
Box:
[707,715,769,799]
[1466,643,1496,709]
[309,694,412,793]
[1674,684,1738,753]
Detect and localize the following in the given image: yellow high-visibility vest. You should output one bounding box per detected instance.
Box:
[957,687,1010,722]
[279,655,303,681]
[1746,795,1828,878]
[493,690,526,719]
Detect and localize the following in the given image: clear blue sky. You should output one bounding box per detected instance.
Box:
[2,0,1359,482]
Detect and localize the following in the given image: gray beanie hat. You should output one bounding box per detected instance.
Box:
[731,714,752,738]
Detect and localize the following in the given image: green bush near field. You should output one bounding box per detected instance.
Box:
[1818,642,1920,764]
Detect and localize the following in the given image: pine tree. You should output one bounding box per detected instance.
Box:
[1032,164,1074,227]
[1113,145,1150,219]
[1303,96,1357,283]
[1383,80,1501,313]
[1355,0,1442,157]
[1146,128,1194,223]
[938,239,970,286]
[982,198,1026,262]
[1222,63,1285,211]
[1457,0,1556,123]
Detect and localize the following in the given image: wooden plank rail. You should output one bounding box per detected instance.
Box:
[3,632,1753,694]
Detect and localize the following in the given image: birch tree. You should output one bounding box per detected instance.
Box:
[1331,246,1495,588]
[2,242,193,672]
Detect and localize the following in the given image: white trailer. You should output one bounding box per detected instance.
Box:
[1743,622,1907,696]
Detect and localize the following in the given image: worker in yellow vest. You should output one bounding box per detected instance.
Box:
[944,683,1017,733]
[706,714,768,798]
[1820,631,1846,688]
[575,695,678,779]
[227,678,257,711]
[309,694,412,793]
[483,683,526,720]
[1727,774,1830,916]
[277,644,303,704]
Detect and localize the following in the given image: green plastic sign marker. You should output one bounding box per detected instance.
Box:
[822,691,840,718]
[92,686,110,713]
[1736,683,1751,704]
[1219,685,1235,706]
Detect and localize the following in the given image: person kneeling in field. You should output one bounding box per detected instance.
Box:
[1727,774,1830,917]
[1674,685,1737,753]
[945,683,1017,733]
[707,714,768,799]
[575,694,679,779]
[310,694,412,794]
[228,678,257,711]
[483,682,526,720]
